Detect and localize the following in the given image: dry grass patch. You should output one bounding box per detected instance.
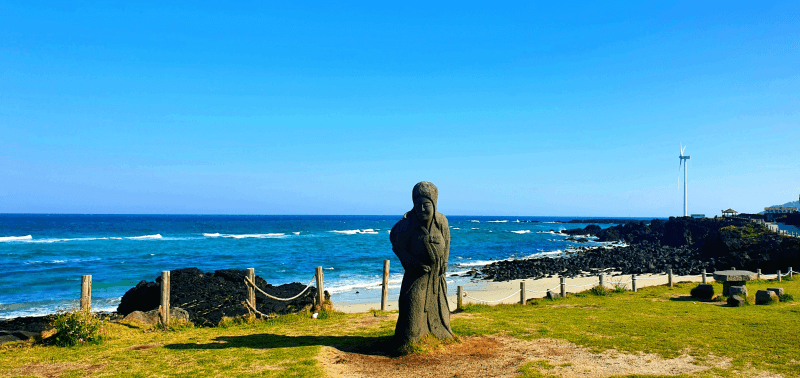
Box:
[8,362,105,378]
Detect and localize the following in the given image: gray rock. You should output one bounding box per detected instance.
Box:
[729,285,748,298]
[123,307,190,326]
[767,287,785,296]
[390,182,455,352]
[712,270,758,282]
[546,290,559,300]
[690,284,714,300]
[755,290,778,305]
[727,295,745,307]
[0,330,38,345]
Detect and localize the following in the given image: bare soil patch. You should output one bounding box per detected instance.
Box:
[8,362,105,378]
[319,336,721,378]
[126,342,162,351]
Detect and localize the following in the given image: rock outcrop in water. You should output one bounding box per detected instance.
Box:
[481,217,800,282]
[117,268,324,327]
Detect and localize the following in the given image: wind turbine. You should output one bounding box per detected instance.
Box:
[679,144,691,217]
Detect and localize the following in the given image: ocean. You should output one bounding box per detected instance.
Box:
[0,214,626,319]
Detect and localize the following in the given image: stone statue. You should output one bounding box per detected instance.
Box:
[390,181,455,350]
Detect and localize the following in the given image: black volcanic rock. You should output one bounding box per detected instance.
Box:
[117,267,322,327]
[481,217,799,282]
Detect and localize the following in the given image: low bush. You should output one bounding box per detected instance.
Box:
[588,285,609,296]
[50,308,104,346]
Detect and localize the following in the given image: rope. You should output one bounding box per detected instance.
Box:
[565,281,600,288]
[244,275,317,302]
[634,276,664,280]
[465,289,521,303]
[244,299,275,319]
[526,285,563,294]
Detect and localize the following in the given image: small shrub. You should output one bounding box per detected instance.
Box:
[778,293,794,302]
[611,283,627,294]
[588,285,609,296]
[50,308,104,347]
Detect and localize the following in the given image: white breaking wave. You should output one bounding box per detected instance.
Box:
[203,233,286,239]
[330,229,379,235]
[126,234,162,240]
[487,220,508,223]
[470,220,480,223]
[293,232,300,235]
[452,227,460,230]
[510,230,531,234]
[327,276,404,294]
[3,235,169,243]
[536,230,566,235]
[28,237,110,243]
[0,235,33,242]
[455,248,568,268]
[471,228,479,230]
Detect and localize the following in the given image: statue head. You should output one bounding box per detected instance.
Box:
[412,181,438,224]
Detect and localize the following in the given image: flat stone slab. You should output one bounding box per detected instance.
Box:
[712,270,757,282]
[767,288,785,296]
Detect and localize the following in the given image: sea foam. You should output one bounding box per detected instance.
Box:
[125,234,163,240]
[0,235,33,242]
[203,233,286,239]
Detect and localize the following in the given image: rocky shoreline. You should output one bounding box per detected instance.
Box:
[480,217,800,281]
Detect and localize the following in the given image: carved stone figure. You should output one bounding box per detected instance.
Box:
[390,181,455,350]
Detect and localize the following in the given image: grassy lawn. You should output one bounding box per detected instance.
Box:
[1,277,798,377]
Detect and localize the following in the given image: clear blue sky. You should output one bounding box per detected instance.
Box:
[1,1,798,216]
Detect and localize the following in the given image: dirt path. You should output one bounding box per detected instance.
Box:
[319,335,725,378]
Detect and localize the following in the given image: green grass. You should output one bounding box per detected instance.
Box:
[2,279,799,377]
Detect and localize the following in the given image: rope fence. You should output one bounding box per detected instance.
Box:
[244,275,317,302]
[68,263,797,322]
[454,266,796,309]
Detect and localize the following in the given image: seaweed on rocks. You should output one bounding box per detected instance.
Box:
[117,268,323,327]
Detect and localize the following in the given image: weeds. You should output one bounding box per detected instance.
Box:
[50,308,104,347]
[588,285,609,296]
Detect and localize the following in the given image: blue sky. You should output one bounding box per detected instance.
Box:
[1,1,798,216]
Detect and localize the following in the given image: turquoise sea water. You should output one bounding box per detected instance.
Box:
[0,214,626,319]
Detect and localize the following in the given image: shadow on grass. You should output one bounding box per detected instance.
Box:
[163,333,395,356]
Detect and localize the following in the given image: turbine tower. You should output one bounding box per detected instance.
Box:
[679,144,691,217]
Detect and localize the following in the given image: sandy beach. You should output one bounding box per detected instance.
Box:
[334,272,715,313]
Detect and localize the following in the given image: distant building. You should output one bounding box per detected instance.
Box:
[722,209,738,217]
[764,206,798,222]
[764,207,798,214]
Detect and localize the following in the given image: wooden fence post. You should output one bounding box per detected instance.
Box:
[247,268,256,310]
[316,266,324,306]
[560,277,566,298]
[757,268,761,279]
[790,267,793,278]
[457,286,463,311]
[777,270,782,282]
[702,269,707,284]
[520,281,526,305]
[160,271,170,326]
[599,275,604,288]
[668,269,674,287]
[632,275,637,292]
[381,260,390,311]
[80,275,92,311]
